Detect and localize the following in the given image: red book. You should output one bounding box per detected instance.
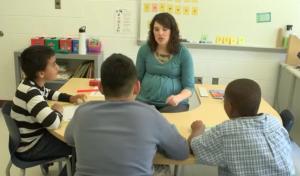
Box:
[209,89,224,99]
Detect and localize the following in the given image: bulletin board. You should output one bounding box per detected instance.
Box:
[139,0,300,48]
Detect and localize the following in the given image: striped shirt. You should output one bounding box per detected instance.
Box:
[11,79,71,153]
[191,114,295,176]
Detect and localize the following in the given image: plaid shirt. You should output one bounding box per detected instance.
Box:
[191,114,295,176]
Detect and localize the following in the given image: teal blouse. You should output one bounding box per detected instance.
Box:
[136,44,194,107]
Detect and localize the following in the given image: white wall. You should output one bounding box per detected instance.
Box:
[0,0,286,105]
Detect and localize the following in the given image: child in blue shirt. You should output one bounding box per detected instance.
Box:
[188,78,295,176]
[65,54,189,176]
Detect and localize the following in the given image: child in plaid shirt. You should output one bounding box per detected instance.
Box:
[188,78,295,176]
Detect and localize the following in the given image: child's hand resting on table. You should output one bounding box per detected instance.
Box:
[188,120,206,153]
[51,103,64,114]
[70,94,87,104]
[191,120,206,135]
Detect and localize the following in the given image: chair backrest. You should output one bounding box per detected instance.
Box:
[1,101,21,152]
[280,109,295,133]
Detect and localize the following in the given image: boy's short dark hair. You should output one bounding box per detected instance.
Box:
[225,79,261,116]
[101,53,137,97]
[20,45,55,80]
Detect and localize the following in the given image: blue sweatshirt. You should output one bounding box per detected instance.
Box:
[65,100,189,176]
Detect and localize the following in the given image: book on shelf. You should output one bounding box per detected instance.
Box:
[82,62,94,78]
[72,61,94,78]
[209,89,224,99]
[86,62,94,78]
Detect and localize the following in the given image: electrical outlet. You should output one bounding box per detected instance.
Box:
[55,0,61,9]
[212,77,219,85]
[195,77,203,84]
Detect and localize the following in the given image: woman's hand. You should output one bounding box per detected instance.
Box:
[70,94,87,104]
[166,89,192,106]
[166,95,181,106]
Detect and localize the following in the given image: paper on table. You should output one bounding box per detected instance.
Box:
[63,105,79,121]
[90,91,104,97]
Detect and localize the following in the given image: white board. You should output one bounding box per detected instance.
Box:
[139,0,300,47]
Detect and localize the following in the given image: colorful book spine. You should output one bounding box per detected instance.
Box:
[209,89,224,99]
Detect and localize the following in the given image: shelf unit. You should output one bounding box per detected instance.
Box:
[14,52,104,90]
[137,40,286,53]
[274,63,300,144]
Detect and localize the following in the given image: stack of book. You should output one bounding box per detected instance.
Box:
[209,89,224,99]
[72,61,94,78]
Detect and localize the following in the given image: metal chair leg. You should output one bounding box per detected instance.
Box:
[6,160,12,176]
[71,148,76,175]
[19,169,25,176]
[180,166,185,176]
[58,161,63,172]
[174,165,184,176]
[40,164,48,176]
[174,165,179,176]
[66,158,72,176]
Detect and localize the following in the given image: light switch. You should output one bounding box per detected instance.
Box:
[195,77,203,84]
[212,78,219,85]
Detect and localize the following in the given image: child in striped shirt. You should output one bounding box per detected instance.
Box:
[11,45,86,166]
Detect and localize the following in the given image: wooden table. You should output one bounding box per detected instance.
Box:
[50,78,280,165]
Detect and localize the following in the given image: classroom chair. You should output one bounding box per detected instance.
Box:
[1,101,72,176]
[280,109,295,133]
[291,141,300,175]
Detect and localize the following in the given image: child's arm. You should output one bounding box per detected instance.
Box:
[45,88,71,102]
[26,88,63,129]
[155,114,190,160]
[69,94,87,104]
[45,88,86,104]
[51,103,64,114]
[188,121,226,167]
[187,120,205,154]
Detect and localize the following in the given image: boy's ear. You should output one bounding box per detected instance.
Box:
[224,98,233,118]
[36,71,45,79]
[98,80,104,94]
[133,80,140,95]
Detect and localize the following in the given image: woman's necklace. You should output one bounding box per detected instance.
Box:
[155,51,172,64]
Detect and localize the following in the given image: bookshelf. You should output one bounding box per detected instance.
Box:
[14,52,104,90]
[275,63,300,144]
